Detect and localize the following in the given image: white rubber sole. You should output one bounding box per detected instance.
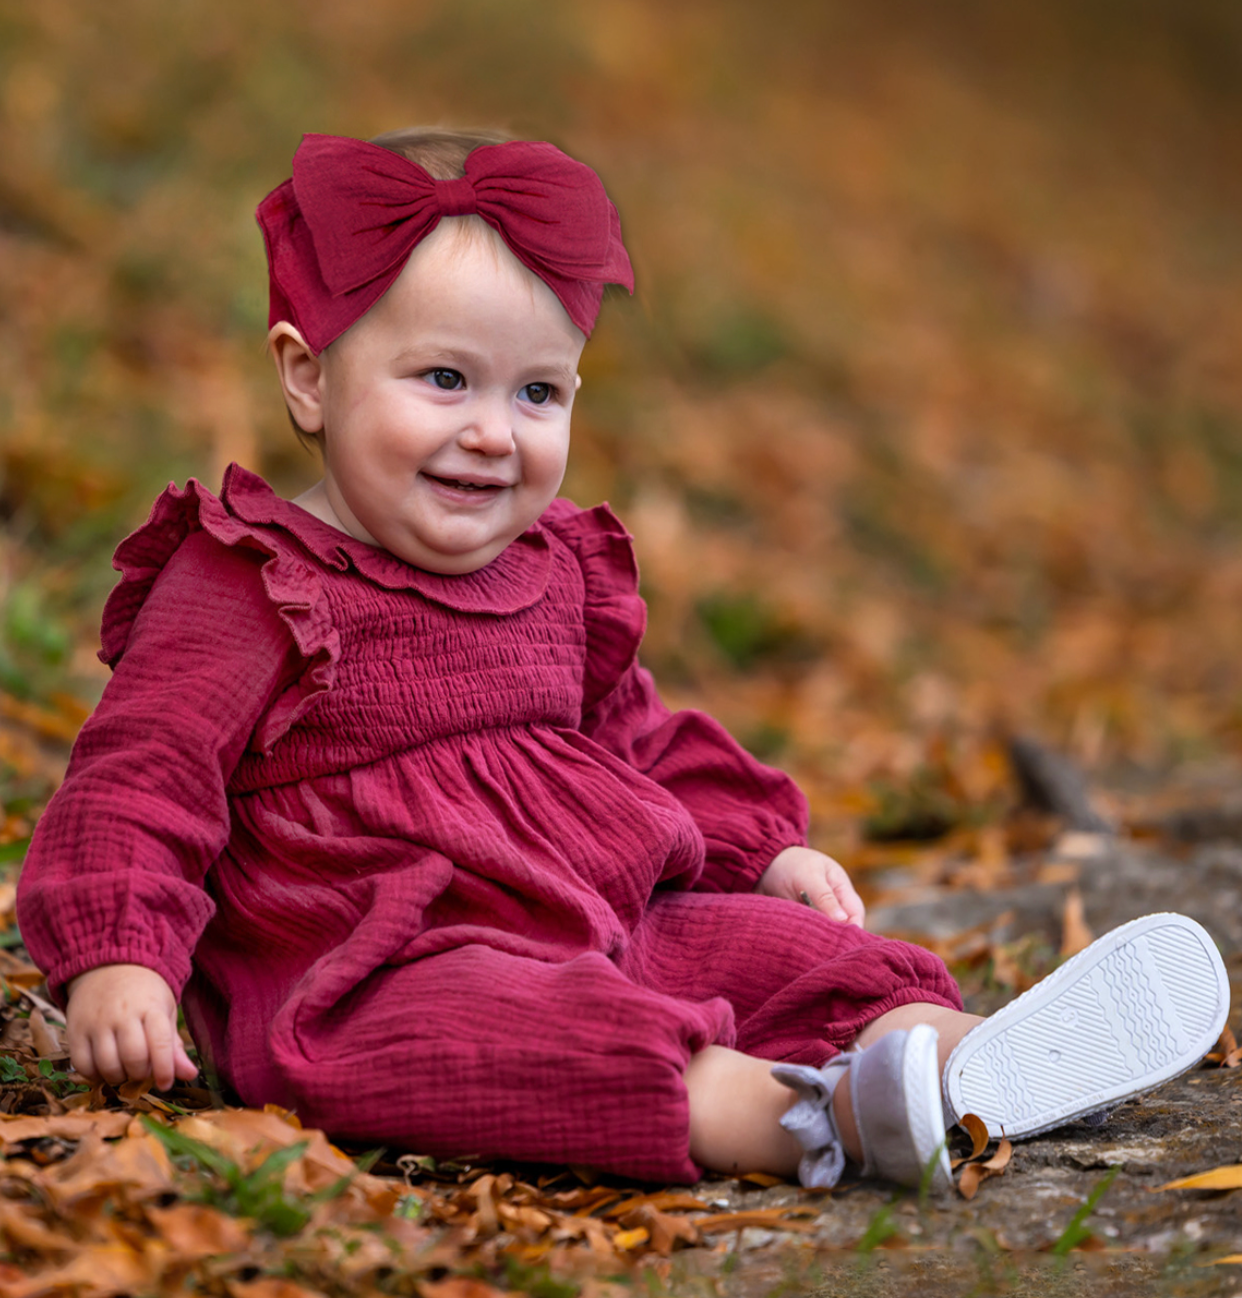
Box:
[899,1023,954,1193]
[943,912,1230,1139]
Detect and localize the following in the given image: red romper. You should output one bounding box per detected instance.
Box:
[17,465,960,1182]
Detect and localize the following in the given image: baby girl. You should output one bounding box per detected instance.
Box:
[16,127,1230,1192]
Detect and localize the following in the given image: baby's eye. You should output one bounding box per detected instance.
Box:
[426,368,465,391]
[521,382,555,405]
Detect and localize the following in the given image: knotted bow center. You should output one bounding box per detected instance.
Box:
[434,177,479,218]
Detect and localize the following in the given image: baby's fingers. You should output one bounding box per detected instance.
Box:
[828,869,866,927]
[67,1030,99,1086]
[115,1019,156,1086]
[141,1007,180,1090]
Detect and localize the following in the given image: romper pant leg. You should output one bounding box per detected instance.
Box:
[267,944,733,1183]
[620,890,963,1065]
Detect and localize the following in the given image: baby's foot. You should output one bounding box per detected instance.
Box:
[773,1024,952,1193]
[943,912,1230,1139]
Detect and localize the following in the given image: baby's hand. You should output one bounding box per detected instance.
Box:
[66,964,198,1092]
[756,846,866,927]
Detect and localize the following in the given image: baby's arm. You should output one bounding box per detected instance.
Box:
[755,845,865,926]
[66,964,198,1091]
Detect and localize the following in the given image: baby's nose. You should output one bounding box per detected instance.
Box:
[459,398,516,455]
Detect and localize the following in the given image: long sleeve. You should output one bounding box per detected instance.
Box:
[17,531,303,1004]
[580,662,809,893]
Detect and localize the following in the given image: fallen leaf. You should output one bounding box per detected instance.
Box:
[0,1202,76,1256]
[0,1110,132,1150]
[146,1202,252,1258]
[33,1129,175,1207]
[619,1203,699,1254]
[605,1192,710,1216]
[951,1111,991,1167]
[737,1172,783,1187]
[1156,1165,1242,1192]
[27,1010,59,1058]
[693,1208,817,1233]
[0,1242,152,1298]
[227,1281,331,1298]
[1203,1255,1242,1266]
[1060,887,1094,958]
[611,1226,649,1251]
[419,1279,512,1298]
[958,1139,1013,1200]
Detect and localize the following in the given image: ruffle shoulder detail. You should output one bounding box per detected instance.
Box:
[100,467,340,756]
[539,498,646,710]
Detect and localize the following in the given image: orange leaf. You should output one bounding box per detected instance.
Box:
[611,1227,650,1252]
[147,1202,251,1258]
[950,1112,990,1168]
[1156,1165,1242,1192]
[228,1281,332,1298]
[1060,887,1094,958]
[0,1111,132,1151]
[32,1129,175,1208]
[1204,1024,1237,1065]
[693,1208,817,1233]
[605,1192,710,1217]
[618,1204,699,1255]
[956,1139,1012,1200]
[0,1243,152,1298]
[27,1010,59,1059]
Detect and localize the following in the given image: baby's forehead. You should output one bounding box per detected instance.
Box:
[336,219,586,360]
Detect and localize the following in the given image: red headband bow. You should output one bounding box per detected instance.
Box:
[256,134,634,352]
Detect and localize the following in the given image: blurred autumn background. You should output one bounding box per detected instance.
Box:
[3,0,1242,874]
[2,2,1242,1290]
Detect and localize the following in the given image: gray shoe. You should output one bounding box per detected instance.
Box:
[774,1024,952,1193]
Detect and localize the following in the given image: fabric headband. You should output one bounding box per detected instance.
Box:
[256,133,634,352]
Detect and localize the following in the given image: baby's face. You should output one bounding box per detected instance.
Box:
[312,220,585,574]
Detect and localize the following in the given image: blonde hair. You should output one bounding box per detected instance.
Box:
[368,125,512,178]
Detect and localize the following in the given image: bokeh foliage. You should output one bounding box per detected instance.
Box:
[3,0,1242,846]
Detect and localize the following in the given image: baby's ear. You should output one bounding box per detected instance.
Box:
[268,323,325,434]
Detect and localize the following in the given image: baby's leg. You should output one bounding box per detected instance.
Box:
[770,913,1229,1190]
[683,1003,983,1178]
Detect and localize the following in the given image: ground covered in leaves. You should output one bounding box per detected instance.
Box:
[3,0,1242,1293]
[0,760,1237,1297]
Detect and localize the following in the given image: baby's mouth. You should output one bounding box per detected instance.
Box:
[426,475,504,492]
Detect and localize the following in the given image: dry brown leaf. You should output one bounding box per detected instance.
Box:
[957,1139,1013,1200]
[146,1202,252,1259]
[605,1191,710,1216]
[611,1226,649,1251]
[1204,1255,1242,1266]
[228,1280,331,1298]
[0,1242,152,1298]
[420,1280,513,1298]
[26,1010,58,1059]
[32,1129,175,1208]
[737,1171,784,1188]
[1060,887,1094,958]
[1156,1164,1242,1192]
[0,1110,132,1149]
[693,1207,817,1233]
[619,1203,700,1255]
[1205,1024,1239,1066]
[950,1112,990,1168]
[0,1202,76,1256]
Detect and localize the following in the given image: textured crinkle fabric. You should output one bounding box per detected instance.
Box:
[17,465,960,1182]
